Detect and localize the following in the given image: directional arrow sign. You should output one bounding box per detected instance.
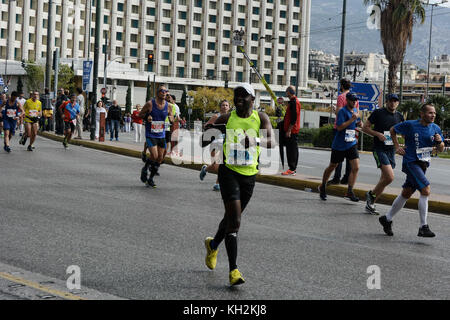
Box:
[337,81,381,111]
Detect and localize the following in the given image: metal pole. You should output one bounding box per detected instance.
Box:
[54,48,59,97]
[383,70,387,107]
[104,35,108,89]
[90,0,102,140]
[426,4,434,100]
[45,0,54,90]
[296,48,301,97]
[153,73,156,98]
[338,0,347,80]
[399,60,404,104]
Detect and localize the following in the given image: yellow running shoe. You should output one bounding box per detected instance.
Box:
[205,237,218,270]
[229,269,245,286]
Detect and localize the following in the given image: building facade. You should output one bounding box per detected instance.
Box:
[0,0,311,106]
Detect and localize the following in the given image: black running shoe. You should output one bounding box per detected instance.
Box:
[365,191,379,215]
[344,192,359,202]
[326,178,340,186]
[318,185,327,201]
[140,166,148,183]
[27,145,33,152]
[146,178,156,188]
[141,151,147,163]
[379,216,393,236]
[340,177,349,185]
[20,135,27,145]
[418,225,435,238]
[4,145,11,153]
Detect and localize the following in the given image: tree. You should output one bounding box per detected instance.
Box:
[125,82,132,114]
[398,100,421,120]
[188,87,234,120]
[428,95,450,127]
[180,89,187,118]
[363,0,425,94]
[24,62,45,93]
[16,76,24,94]
[56,64,76,92]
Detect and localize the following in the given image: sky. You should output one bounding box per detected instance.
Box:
[309,0,450,68]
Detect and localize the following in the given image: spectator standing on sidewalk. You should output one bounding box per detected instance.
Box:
[281,86,301,176]
[75,87,85,139]
[95,100,107,140]
[124,112,132,133]
[132,104,143,143]
[275,97,286,170]
[108,100,121,141]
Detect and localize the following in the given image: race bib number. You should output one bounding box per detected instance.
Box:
[345,129,356,142]
[384,131,393,146]
[6,109,16,118]
[227,143,255,166]
[29,110,38,117]
[151,121,165,133]
[416,147,433,163]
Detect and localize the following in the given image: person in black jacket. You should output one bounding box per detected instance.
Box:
[108,100,122,141]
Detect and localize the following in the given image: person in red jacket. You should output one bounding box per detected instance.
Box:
[132,104,143,143]
[281,86,301,176]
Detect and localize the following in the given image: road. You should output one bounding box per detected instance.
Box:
[1,136,449,300]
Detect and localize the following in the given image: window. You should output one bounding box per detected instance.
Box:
[104,16,108,24]
[223,17,231,25]
[238,5,245,13]
[208,28,216,37]
[224,3,231,11]
[280,11,286,18]
[130,48,138,57]
[192,54,200,62]
[210,1,216,9]
[265,48,271,56]
[238,19,245,27]
[222,57,229,65]
[236,72,243,82]
[178,25,186,33]
[132,5,139,14]
[279,24,286,31]
[293,25,299,33]
[222,44,230,51]
[118,3,124,11]
[251,33,258,41]
[193,27,201,35]
[223,30,230,38]
[116,32,122,41]
[266,22,272,30]
[162,38,170,46]
[207,69,215,79]
[291,51,298,58]
[264,74,271,83]
[163,24,171,32]
[194,13,202,21]
[163,9,171,18]
[209,15,216,23]
[177,67,185,78]
[251,47,257,54]
[207,42,215,50]
[177,53,185,61]
[130,34,138,42]
[252,7,259,15]
[147,7,155,15]
[177,39,186,47]
[162,52,170,60]
[207,56,215,64]
[146,36,154,44]
[279,36,285,44]
[131,20,139,28]
[192,40,201,48]
[278,62,284,70]
[179,11,187,19]
[117,17,123,26]
[195,0,202,7]
[266,9,273,16]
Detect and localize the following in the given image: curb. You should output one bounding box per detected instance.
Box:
[39,132,450,216]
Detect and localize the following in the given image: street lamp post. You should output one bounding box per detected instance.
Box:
[345,58,365,82]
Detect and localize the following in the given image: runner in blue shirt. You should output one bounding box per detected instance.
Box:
[61,94,80,149]
[1,91,23,152]
[319,92,361,202]
[379,103,445,238]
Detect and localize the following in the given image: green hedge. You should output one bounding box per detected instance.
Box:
[312,124,334,148]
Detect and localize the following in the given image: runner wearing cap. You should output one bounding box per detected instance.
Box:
[378,103,445,237]
[319,92,361,202]
[362,94,404,215]
[202,83,274,286]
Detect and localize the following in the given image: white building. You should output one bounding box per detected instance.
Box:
[430,54,450,75]
[0,0,312,106]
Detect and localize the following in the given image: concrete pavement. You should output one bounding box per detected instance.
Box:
[39,129,450,215]
[1,137,449,299]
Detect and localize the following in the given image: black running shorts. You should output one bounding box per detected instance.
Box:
[330,145,359,164]
[64,121,75,132]
[218,164,256,212]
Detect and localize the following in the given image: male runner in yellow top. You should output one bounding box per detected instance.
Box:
[20,91,42,151]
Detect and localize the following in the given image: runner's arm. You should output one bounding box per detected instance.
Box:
[139,101,152,121]
[361,119,382,140]
[390,126,405,155]
[201,114,230,147]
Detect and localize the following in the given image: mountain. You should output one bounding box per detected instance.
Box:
[310,0,450,69]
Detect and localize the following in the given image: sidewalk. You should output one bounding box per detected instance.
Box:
[39,129,450,215]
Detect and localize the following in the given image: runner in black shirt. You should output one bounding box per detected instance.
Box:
[362,94,404,214]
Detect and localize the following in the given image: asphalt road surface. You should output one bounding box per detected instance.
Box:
[1,136,449,299]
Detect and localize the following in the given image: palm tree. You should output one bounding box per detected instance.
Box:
[363,0,426,94]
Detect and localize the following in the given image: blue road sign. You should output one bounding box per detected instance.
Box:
[0,77,4,86]
[82,61,93,91]
[338,81,381,111]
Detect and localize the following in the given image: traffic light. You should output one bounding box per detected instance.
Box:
[147,53,154,66]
